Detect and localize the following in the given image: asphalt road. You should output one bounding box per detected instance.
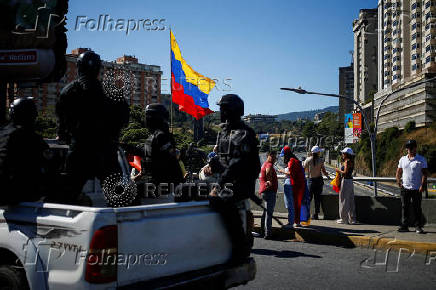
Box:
[237,238,436,290]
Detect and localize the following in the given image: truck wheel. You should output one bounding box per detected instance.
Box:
[0,265,29,290]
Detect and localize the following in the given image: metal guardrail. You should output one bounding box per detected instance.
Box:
[274,175,436,198]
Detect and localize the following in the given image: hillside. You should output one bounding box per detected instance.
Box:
[276,106,339,121]
[353,125,436,178]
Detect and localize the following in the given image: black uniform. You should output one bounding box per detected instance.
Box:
[0,99,48,205]
[210,94,261,263]
[56,76,129,204]
[123,104,183,199]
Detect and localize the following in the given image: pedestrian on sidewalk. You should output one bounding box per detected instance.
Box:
[304,146,330,220]
[396,139,428,234]
[335,147,357,225]
[278,146,305,227]
[259,150,278,239]
[278,146,294,228]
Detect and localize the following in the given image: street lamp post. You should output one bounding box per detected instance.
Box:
[280,87,379,196]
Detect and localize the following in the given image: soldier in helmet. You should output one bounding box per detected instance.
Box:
[56,50,129,205]
[125,103,184,200]
[0,97,49,205]
[208,94,261,263]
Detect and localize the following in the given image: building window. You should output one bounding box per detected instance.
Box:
[412,32,421,40]
[426,34,432,42]
[384,79,391,85]
[412,64,420,70]
[426,56,433,63]
[412,12,421,19]
[412,43,420,50]
[393,20,399,26]
[412,53,420,60]
[385,37,392,43]
[384,71,391,76]
[426,12,434,21]
[384,20,392,26]
[384,54,392,60]
[393,56,401,62]
[412,2,421,10]
[385,45,392,51]
[393,65,401,71]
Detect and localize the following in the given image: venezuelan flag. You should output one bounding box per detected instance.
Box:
[171,30,215,119]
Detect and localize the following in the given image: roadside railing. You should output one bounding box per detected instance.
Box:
[274,175,436,198]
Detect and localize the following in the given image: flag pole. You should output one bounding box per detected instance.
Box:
[170,27,174,133]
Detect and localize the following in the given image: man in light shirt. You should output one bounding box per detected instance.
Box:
[396,140,428,234]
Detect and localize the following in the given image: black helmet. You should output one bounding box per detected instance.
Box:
[77,51,101,77]
[405,139,417,149]
[145,103,169,129]
[217,94,244,122]
[9,97,37,126]
[145,103,169,120]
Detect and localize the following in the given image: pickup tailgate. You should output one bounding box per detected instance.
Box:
[115,201,232,287]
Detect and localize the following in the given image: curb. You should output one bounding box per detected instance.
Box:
[252,212,436,255]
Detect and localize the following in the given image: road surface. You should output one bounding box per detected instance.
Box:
[237,237,436,290]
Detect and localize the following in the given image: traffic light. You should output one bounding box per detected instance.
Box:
[0,0,69,82]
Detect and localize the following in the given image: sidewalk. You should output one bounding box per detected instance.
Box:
[252,211,436,254]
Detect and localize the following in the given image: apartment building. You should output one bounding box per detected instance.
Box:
[339,64,355,123]
[17,48,162,114]
[375,0,436,131]
[354,9,378,105]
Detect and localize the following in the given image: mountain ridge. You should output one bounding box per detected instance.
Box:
[275,105,339,121]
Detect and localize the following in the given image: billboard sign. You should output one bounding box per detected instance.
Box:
[344,113,362,144]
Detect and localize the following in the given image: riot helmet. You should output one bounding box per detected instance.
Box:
[144,103,169,130]
[217,94,244,123]
[9,97,37,127]
[77,51,101,78]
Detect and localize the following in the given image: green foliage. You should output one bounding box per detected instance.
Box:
[129,105,145,125]
[404,120,416,133]
[302,121,316,138]
[35,113,57,139]
[419,144,436,173]
[375,127,400,170]
[120,127,149,147]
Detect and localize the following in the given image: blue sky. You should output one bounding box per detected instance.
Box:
[66,0,377,115]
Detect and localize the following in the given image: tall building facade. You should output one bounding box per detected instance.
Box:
[18,48,162,113]
[339,64,355,123]
[353,9,378,112]
[375,0,436,131]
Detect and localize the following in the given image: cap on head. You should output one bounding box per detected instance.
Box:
[217,94,244,117]
[341,147,355,156]
[311,145,323,154]
[405,139,417,149]
[9,97,37,126]
[77,51,101,77]
[280,145,291,157]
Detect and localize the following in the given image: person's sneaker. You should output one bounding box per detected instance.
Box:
[294,223,302,228]
[397,226,409,232]
[251,231,263,238]
[336,219,345,224]
[415,227,425,234]
[312,214,319,220]
[282,223,294,229]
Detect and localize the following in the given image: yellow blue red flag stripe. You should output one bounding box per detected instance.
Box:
[171,30,215,119]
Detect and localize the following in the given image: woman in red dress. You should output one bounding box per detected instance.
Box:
[284,146,305,226]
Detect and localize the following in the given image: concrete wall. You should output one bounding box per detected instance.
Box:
[251,192,436,226]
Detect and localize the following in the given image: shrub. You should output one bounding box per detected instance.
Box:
[404,120,416,133]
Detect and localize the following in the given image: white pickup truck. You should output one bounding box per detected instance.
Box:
[0,146,256,289]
